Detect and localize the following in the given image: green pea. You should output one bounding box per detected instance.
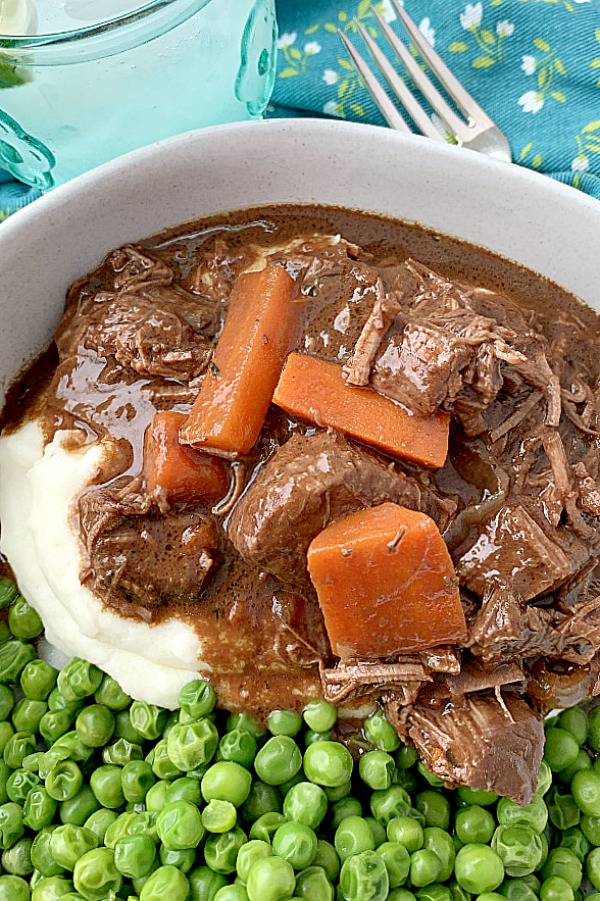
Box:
[8,596,42,639]
[236,839,272,882]
[295,864,334,900]
[491,825,544,877]
[74,705,114,748]
[114,834,156,879]
[12,699,47,734]
[5,768,38,806]
[241,780,281,822]
[179,679,216,719]
[359,750,395,791]
[0,578,17,609]
[226,713,265,742]
[396,743,418,771]
[497,794,548,834]
[281,780,326,830]
[0,801,24,848]
[0,759,10,805]
[121,760,155,804]
[167,720,219,772]
[89,765,124,809]
[1,835,33,876]
[201,761,252,808]
[253,736,303,787]
[159,846,196,873]
[39,709,75,745]
[31,827,65,877]
[497,876,539,900]
[558,750,592,785]
[49,824,98,871]
[246,855,295,901]
[47,690,82,716]
[417,763,446,788]
[587,846,600,890]
[113,710,146,745]
[72,846,122,900]
[304,728,332,746]
[31,875,74,900]
[46,761,82,802]
[454,844,504,894]
[202,799,237,834]
[217,730,257,769]
[302,740,352,789]
[4,730,36,769]
[364,711,400,752]
[539,875,574,901]
[544,728,579,773]
[302,700,337,733]
[422,827,455,882]
[456,786,498,807]
[536,760,553,797]
[156,800,205,851]
[272,820,317,869]
[59,785,101,826]
[188,864,228,901]
[94,675,131,711]
[0,685,14,721]
[145,781,169,814]
[387,816,424,852]
[370,785,412,826]
[248,811,286,844]
[214,886,249,901]
[581,813,600,845]
[572,769,600,817]
[334,815,375,862]
[147,739,180,781]
[128,701,167,741]
[0,874,30,901]
[103,738,143,767]
[547,785,580,831]
[415,791,451,830]
[204,827,247,875]
[43,731,93,770]
[268,710,303,737]
[455,805,495,845]
[84,808,118,843]
[312,838,340,883]
[559,826,590,863]
[0,641,35,684]
[340,849,389,901]
[375,840,410,888]
[541,847,582,890]
[366,815,387,848]
[57,659,102,703]
[278,770,305,797]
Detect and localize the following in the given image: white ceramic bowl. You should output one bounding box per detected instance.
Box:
[1,118,600,404]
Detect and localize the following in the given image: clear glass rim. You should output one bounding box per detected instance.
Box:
[0,0,208,48]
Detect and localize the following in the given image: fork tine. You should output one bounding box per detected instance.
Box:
[352,19,443,142]
[337,29,411,134]
[371,6,467,140]
[391,0,495,129]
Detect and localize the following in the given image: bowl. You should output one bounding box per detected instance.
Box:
[1,117,600,406]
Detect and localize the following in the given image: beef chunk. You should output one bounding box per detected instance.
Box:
[385,692,544,804]
[457,504,572,601]
[227,430,455,585]
[79,481,219,613]
[466,588,560,664]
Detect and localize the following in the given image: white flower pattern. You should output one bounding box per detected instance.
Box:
[521,55,536,75]
[519,90,544,114]
[460,2,483,31]
[304,41,322,56]
[276,32,296,50]
[418,17,436,48]
[323,100,339,117]
[376,0,399,23]
[571,155,589,172]
[496,20,514,38]
[322,69,338,86]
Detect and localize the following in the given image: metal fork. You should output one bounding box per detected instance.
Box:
[338,0,512,162]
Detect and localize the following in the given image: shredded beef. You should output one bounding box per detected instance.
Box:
[385,692,545,804]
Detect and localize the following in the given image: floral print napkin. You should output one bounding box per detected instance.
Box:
[269,0,600,200]
[1,0,599,217]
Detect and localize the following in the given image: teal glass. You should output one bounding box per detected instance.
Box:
[0,0,278,189]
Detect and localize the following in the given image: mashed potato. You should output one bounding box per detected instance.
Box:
[0,421,206,708]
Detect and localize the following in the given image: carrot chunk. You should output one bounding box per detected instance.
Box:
[307,502,466,660]
[272,353,449,469]
[144,411,229,505]
[180,264,300,456]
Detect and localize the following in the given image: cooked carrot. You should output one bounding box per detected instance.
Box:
[180,264,300,456]
[144,411,229,505]
[273,353,449,469]
[307,502,466,660]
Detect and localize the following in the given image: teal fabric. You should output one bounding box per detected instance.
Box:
[269,0,600,199]
[1,0,599,217]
